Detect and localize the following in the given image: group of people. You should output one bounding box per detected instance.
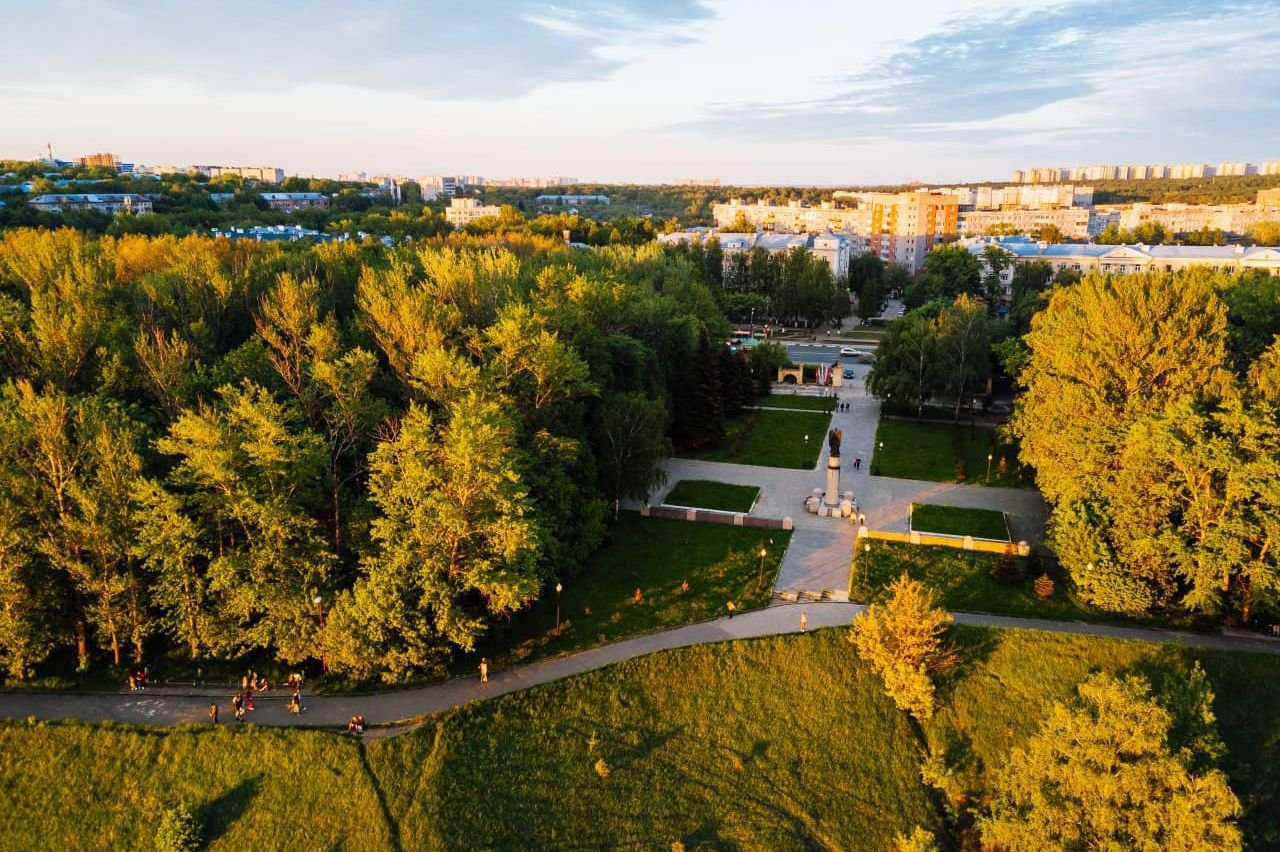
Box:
[125,668,148,691]
[206,669,305,724]
[836,401,851,412]
[347,715,366,735]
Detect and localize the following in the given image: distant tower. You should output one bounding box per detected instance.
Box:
[46,142,53,161]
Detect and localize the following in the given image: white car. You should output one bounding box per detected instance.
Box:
[840,346,869,357]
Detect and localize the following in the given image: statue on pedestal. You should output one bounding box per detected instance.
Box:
[828,428,842,457]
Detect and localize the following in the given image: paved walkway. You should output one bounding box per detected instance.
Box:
[649,365,1047,594]
[3,603,1277,734]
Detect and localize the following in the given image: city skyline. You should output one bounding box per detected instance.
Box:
[3,0,1279,184]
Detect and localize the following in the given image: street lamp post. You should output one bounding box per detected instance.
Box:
[986,452,994,484]
[863,542,871,589]
[312,593,327,675]
[555,582,563,632]
[757,546,767,590]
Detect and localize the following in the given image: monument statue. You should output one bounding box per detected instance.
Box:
[828,428,842,457]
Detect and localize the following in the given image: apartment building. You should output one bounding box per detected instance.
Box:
[28,193,152,215]
[260,192,329,211]
[202,165,285,183]
[712,198,863,233]
[861,191,958,273]
[959,207,1094,239]
[923,184,1092,209]
[76,152,121,171]
[1114,202,1280,236]
[1014,160,1280,182]
[658,230,855,282]
[445,197,501,227]
[969,237,1280,292]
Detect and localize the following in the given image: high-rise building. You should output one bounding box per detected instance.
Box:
[444,197,501,227]
[862,191,959,273]
[76,152,121,171]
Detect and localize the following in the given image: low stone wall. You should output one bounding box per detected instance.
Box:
[641,504,793,531]
[858,527,1030,556]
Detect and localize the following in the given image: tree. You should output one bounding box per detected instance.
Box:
[671,327,724,450]
[936,295,991,421]
[328,394,541,682]
[867,311,940,418]
[1014,272,1236,615]
[849,573,955,720]
[1248,221,1280,245]
[913,244,981,307]
[980,245,1012,302]
[595,392,671,518]
[1032,223,1065,243]
[978,672,1242,851]
[130,480,212,660]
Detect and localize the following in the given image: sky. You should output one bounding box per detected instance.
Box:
[2,0,1279,184]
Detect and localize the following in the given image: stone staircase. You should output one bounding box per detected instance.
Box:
[772,589,849,603]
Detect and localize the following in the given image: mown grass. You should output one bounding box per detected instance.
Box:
[683,409,830,469]
[910,503,1009,540]
[476,514,789,670]
[3,628,1278,848]
[662,479,761,513]
[851,540,1094,621]
[0,722,393,851]
[757,393,837,412]
[367,631,938,850]
[871,417,1031,487]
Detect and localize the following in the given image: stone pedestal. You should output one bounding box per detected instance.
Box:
[825,454,840,505]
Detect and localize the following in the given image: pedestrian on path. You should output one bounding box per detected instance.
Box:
[244,686,255,711]
[854,456,861,471]
[727,600,736,619]
[479,657,489,684]
[800,612,808,633]
[208,703,218,725]
[232,693,244,722]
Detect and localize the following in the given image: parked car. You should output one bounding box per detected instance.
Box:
[843,368,856,379]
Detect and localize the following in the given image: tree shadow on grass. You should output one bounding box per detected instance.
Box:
[935,624,1001,705]
[198,774,263,844]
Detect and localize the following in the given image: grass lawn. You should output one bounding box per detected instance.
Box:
[5,628,1278,848]
[850,541,1206,629]
[871,417,1032,487]
[757,393,837,412]
[852,540,1102,621]
[662,479,761,513]
[476,513,789,670]
[683,409,830,469]
[910,503,1009,540]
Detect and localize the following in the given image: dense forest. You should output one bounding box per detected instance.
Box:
[0,228,781,684]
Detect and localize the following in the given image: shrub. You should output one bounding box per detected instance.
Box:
[992,554,1025,585]
[954,459,967,482]
[594,758,611,780]
[154,801,202,852]
[1034,573,1054,599]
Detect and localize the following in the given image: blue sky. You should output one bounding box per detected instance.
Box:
[2,0,1277,183]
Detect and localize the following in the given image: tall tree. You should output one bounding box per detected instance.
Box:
[327,394,541,682]
[867,311,941,418]
[979,672,1242,851]
[595,392,671,518]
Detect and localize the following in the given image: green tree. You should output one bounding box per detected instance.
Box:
[130,480,212,660]
[328,394,541,682]
[671,327,724,450]
[936,294,991,421]
[867,311,941,418]
[978,672,1242,851]
[595,392,671,518]
[1248,221,1280,244]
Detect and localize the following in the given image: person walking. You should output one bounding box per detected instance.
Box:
[854,456,861,471]
[244,686,255,711]
[800,611,808,633]
[727,600,736,619]
[479,657,489,684]
[208,703,219,725]
[232,693,244,722]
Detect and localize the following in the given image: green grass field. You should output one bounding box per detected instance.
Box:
[756,393,837,412]
[476,514,789,670]
[851,540,1093,621]
[4,627,1278,848]
[910,503,1009,540]
[662,479,761,513]
[683,409,830,469]
[871,418,1032,487]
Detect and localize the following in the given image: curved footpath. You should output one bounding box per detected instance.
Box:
[2,603,1277,736]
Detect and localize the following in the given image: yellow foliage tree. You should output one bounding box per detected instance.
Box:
[849,574,955,720]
